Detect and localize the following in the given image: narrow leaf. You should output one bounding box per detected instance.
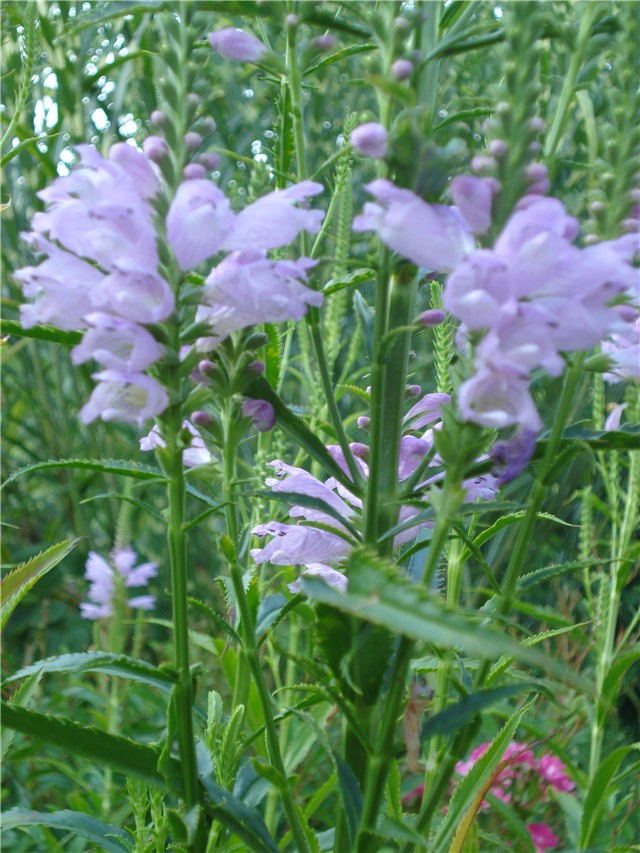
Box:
[1,538,80,629]
[2,459,166,491]
[199,773,279,853]
[1,808,130,852]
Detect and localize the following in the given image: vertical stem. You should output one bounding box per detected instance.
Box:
[417,0,442,117]
[166,412,199,810]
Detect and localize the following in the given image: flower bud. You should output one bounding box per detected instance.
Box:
[351,442,369,459]
[406,384,421,397]
[191,410,213,427]
[527,178,550,196]
[183,163,207,180]
[393,16,409,30]
[198,152,220,170]
[528,141,542,155]
[150,110,166,126]
[198,359,217,374]
[525,163,548,181]
[286,13,299,27]
[471,155,495,174]
[392,59,413,80]
[357,415,371,430]
[186,93,201,109]
[143,135,169,162]
[209,28,266,62]
[351,122,388,159]
[244,331,269,350]
[184,131,203,149]
[589,200,605,215]
[314,34,336,51]
[249,360,265,374]
[488,139,507,158]
[200,118,217,134]
[242,398,275,431]
[528,116,545,133]
[420,308,446,327]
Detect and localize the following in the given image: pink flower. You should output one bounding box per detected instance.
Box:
[527,822,559,853]
[536,754,575,793]
[209,28,266,62]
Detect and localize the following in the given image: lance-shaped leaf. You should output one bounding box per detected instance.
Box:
[301,548,572,677]
[2,458,166,491]
[1,809,130,852]
[1,538,80,629]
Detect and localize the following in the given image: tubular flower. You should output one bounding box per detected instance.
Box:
[80,546,158,620]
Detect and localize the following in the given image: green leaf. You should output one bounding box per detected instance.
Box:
[2,458,166,491]
[600,649,640,726]
[431,699,534,852]
[302,549,565,674]
[80,492,164,522]
[542,423,640,451]
[518,558,605,590]
[421,684,535,742]
[255,490,360,539]
[1,538,80,629]
[304,43,377,76]
[199,773,279,853]
[3,652,177,693]
[0,809,131,852]
[322,268,375,296]
[580,745,639,848]
[264,323,281,390]
[0,318,82,346]
[335,755,363,848]
[1,702,180,792]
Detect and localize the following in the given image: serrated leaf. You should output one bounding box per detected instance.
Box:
[421,684,535,742]
[1,538,80,629]
[304,43,377,76]
[432,699,534,852]
[302,549,566,676]
[199,773,279,853]
[322,268,375,296]
[2,458,166,491]
[1,701,179,792]
[579,745,640,848]
[264,323,281,390]
[3,652,177,693]
[80,492,164,522]
[0,318,82,345]
[0,809,131,852]
[518,558,607,590]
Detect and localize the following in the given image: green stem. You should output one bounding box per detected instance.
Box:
[417,0,442,118]
[544,4,597,164]
[166,412,199,810]
[222,408,310,853]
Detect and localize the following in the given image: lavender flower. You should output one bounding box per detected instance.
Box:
[353,179,474,272]
[80,546,158,620]
[209,28,266,62]
[195,252,322,349]
[140,420,212,467]
[71,313,164,372]
[80,371,169,427]
[489,428,538,485]
[602,316,640,383]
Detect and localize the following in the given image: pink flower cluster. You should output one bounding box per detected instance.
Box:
[80,545,158,620]
[16,140,325,426]
[455,740,575,852]
[355,176,638,432]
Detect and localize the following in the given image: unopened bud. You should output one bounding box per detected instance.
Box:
[198,152,220,170]
[183,163,206,180]
[244,331,269,350]
[525,163,548,181]
[392,59,413,80]
[357,416,371,430]
[351,122,388,159]
[351,442,369,459]
[184,131,203,149]
[406,384,421,397]
[200,118,217,134]
[249,360,265,374]
[471,155,495,174]
[614,304,638,323]
[393,16,409,30]
[420,309,446,327]
[242,398,275,432]
[198,359,217,374]
[488,139,507,158]
[496,101,510,115]
[192,410,213,426]
[151,110,166,126]
[589,200,605,215]
[528,141,542,155]
[527,178,550,196]
[286,13,299,27]
[315,34,336,51]
[528,116,545,133]
[186,93,201,109]
[143,135,169,162]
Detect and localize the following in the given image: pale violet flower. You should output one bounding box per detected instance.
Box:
[450,175,494,235]
[80,546,158,620]
[166,180,235,271]
[458,368,543,431]
[80,371,169,427]
[140,421,212,467]
[241,398,276,432]
[71,313,164,372]
[209,28,266,62]
[196,252,322,349]
[353,179,474,272]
